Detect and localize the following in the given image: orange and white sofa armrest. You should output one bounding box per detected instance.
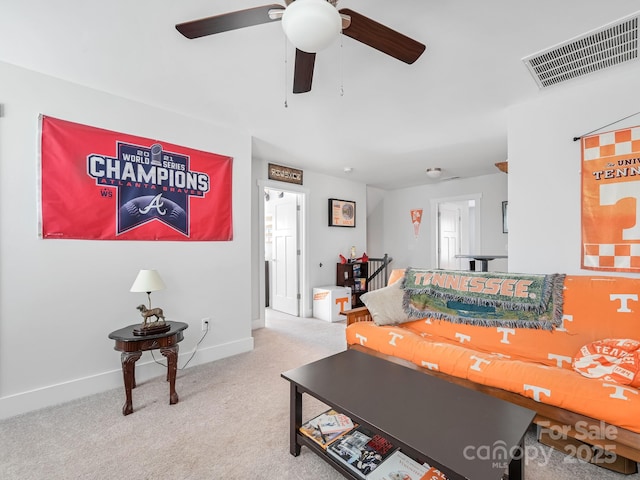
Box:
[342,306,372,326]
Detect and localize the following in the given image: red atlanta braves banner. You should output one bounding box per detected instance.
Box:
[581,125,640,272]
[39,115,233,241]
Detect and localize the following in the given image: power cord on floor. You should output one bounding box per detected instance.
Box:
[150,322,209,370]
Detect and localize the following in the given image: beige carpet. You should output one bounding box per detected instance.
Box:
[0,309,637,479]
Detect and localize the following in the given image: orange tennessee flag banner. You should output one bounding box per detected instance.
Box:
[581,125,640,272]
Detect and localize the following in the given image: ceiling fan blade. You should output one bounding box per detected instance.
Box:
[176,4,284,39]
[339,8,425,64]
[293,49,316,94]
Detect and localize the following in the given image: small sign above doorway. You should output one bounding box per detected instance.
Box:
[268,163,303,185]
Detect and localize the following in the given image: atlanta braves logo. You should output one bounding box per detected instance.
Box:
[87,142,210,236]
[139,194,167,215]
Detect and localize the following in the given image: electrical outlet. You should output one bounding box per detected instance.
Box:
[201,317,211,331]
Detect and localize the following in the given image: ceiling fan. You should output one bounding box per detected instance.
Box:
[175,0,426,94]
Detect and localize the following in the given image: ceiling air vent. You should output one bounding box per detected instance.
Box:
[522,12,639,89]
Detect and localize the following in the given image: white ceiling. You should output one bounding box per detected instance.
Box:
[1,0,639,189]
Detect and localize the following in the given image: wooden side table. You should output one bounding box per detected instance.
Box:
[108,321,188,415]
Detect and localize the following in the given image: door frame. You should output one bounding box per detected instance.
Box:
[430,193,482,269]
[256,179,309,328]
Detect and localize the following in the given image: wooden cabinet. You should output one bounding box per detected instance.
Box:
[336,262,368,307]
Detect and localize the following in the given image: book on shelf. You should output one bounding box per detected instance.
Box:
[366,450,430,480]
[298,409,355,450]
[317,413,354,435]
[326,426,397,479]
[420,466,448,480]
[367,449,449,480]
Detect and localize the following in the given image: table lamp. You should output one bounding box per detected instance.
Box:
[130,269,170,336]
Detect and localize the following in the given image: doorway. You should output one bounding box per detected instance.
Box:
[430,194,481,269]
[260,182,307,324]
[265,188,300,316]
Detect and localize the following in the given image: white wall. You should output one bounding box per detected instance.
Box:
[508,61,640,274]
[380,174,509,272]
[304,171,368,308]
[366,186,386,257]
[0,62,254,419]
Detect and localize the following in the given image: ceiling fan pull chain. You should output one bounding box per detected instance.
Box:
[283,35,289,108]
[339,33,344,97]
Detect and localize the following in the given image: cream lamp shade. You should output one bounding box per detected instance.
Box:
[281,0,342,53]
[130,269,166,294]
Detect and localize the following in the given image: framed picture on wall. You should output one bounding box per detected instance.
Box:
[502,201,508,233]
[328,198,356,227]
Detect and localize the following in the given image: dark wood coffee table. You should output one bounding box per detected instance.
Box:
[282,349,535,480]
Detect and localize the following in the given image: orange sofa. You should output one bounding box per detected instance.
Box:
[344,269,640,471]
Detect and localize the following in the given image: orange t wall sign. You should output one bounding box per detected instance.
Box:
[581,125,640,272]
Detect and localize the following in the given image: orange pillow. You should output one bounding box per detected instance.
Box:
[573,339,640,388]
[387,268,406,286]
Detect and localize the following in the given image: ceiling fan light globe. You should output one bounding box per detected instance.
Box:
[281,0,342,53]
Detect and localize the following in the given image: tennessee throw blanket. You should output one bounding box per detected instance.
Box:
[402,268,565,331]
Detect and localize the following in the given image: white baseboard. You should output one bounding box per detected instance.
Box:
[0,336,254,420]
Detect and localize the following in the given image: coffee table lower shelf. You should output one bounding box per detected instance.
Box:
[296,432,365,480]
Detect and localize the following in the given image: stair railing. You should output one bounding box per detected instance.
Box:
[366,254,393,292]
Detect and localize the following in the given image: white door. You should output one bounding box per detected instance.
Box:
[270,191,300,315]
[431,195,480,271]
[438,203,462,269]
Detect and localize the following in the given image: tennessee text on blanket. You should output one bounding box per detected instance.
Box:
[402,268,565,330]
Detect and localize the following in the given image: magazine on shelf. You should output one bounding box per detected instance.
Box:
[366,450,430,480]
[317,413,354,435]
[326,426,397,479]
[298,409,356,450]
